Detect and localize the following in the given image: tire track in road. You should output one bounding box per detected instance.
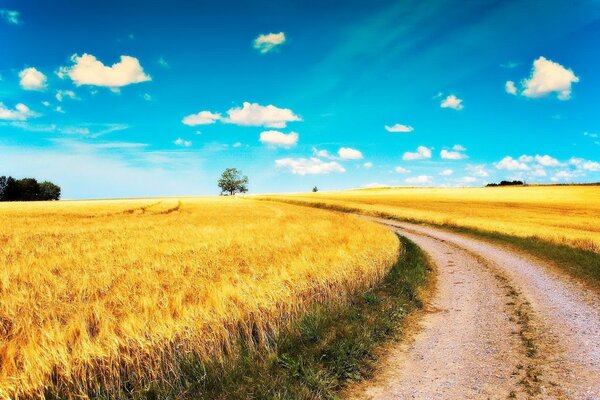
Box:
[349,218,600,400]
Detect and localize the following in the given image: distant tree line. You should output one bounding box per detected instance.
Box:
[0,176,61,201]
[486,180,525,187]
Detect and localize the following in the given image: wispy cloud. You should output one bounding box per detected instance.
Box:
[405,175,432,185]
[55,90,79,102]
[466,164,488,177]
[0,9,20,25]
[0,142,207,199]
[157,57,170,68]
[7,121,128,137]
[174,137,192,147]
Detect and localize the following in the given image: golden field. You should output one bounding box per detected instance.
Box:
[0,197,398,398]
[259,185,600,253]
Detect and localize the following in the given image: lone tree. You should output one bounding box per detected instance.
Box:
[312,186,319,192]
[218,168,248,195]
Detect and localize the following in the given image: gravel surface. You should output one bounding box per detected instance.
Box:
[349,218,600,400]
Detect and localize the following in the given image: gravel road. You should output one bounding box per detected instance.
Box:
[349,218,600,400]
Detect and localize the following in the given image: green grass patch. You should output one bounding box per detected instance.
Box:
[135,236,430,400]
[439,224,600,289]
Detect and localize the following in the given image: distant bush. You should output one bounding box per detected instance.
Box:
[0,176,61,201]
[486,180,524,187]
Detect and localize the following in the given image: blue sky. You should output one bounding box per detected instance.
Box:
[1,0,599,199]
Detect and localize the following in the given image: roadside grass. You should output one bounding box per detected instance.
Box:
[441,224,600,291]
[259,198,600,292]
[139,236,430,400]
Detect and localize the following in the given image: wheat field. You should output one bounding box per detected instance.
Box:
[259,185,600,253]
[0,197,398,398]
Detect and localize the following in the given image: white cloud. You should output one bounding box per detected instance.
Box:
[544,157,600,182]
[224,102,301,128]
[362,182,388,188]
[440,149,468,160]
[59,53,151,88]
[458,176,477,184]
[253,32,286,54]
[385,123,413,133]
[569,157,600,171]
[521,56,579,100]
[519,154,534,162]
[466,164,489,177]
[534,154,560,167]
[395,166,410,174]
[232,142,242,148]
[259,130,298,148]
[363,162,373,169]
[452,144,466,151]
[405,175,432,185]
[338,147,363,160]
[402,145,432,160]
[583,131,598,138]
[142,93,152,101]
[182,110,221,126]
[0,9,20,25]
[530,167,547,177]
[495,156,529,171]
[0,103,38,121]
[19,67,47,91]
[55,89,78,102]
[440,94,463,110]
[551,170,576,182]
[312,148,335,159]
[275,157,345,175]
[440,169,453,176]
[505,80,517,95]
[174,137,192,147]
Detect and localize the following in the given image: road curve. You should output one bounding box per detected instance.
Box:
[349,218,600,400]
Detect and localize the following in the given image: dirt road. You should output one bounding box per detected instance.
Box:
[349,218,600,400]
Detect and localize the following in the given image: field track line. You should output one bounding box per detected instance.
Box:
[348,217,600,400]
